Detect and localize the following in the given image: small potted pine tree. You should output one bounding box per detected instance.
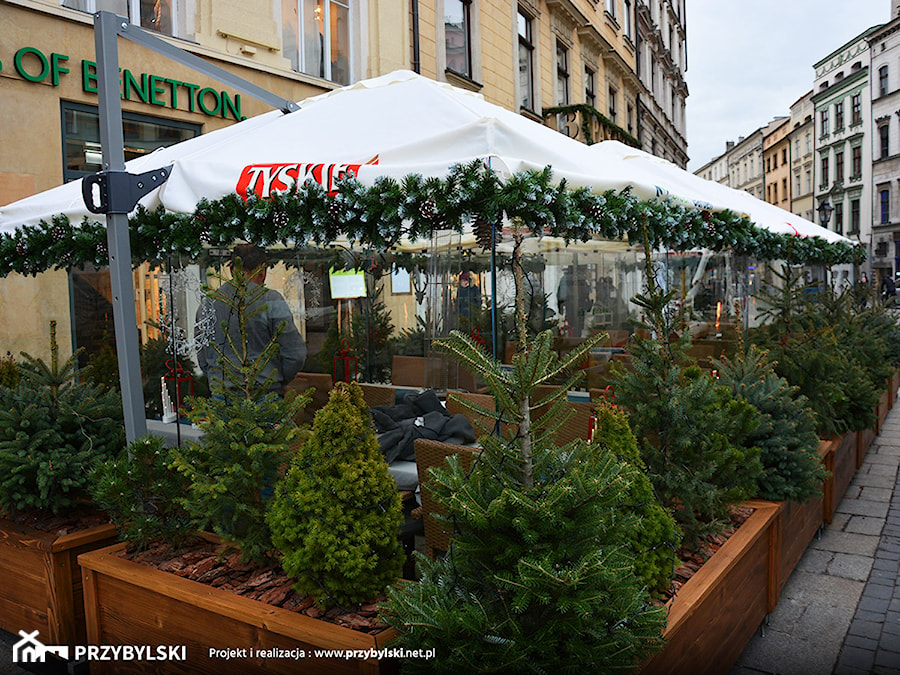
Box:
[382,224,668,673]
[267,380,404,607]
[0,321,124,645]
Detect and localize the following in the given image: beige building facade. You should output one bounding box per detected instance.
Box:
[788,91,815,223]
[0,0,685,362]
[763,117,790,210]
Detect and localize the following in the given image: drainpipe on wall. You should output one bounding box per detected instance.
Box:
[411,0,421,74]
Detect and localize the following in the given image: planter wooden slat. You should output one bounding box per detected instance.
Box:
[0,518,117,645]
[641,502,780,675]
[79,543,397,675]
[832,432,858,518]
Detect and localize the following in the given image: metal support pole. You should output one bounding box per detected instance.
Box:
[490,219,499,362]
[94,11,147,443]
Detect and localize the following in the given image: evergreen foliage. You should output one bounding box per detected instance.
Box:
[383,330,667,673]
[169,259,309,564]
[0,162,859,278]
[589,399,680,597]
[0,352,18,389]
[714,344,826,502]
[750,266,885,438]
[351,284,395,383]
[89,435,192,549]
[267,381,403,608]
[612,241,762,551]
[0,322,125,516]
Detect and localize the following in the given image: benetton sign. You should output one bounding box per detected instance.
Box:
[1,46,243,121]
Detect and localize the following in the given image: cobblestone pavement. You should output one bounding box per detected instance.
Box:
[733,402,900,675]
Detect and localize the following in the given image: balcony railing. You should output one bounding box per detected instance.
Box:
[542,104,641,148]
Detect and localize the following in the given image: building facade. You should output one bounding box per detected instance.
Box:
[634,0,687,166]
[728,129,764,201]
[788,91,815,223]
[868,15,900,279]
[762,117,790,210]
[1,0,682,362]
[812,28,876,246]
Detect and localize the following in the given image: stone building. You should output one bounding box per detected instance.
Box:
[868,14,900,278]
[763,116,790,210]
[788,91,815,224]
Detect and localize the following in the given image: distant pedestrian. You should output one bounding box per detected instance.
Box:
[882,272,897,306]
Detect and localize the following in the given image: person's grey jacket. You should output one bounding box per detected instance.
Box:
[196,281,306,395]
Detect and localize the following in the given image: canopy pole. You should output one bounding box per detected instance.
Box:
[94,10,146,443]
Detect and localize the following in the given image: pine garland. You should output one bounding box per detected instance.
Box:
[0,162,860,277]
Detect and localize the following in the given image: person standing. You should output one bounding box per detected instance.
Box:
[456,271,482,319]
[881,272,897,306]
[196,244,306,396]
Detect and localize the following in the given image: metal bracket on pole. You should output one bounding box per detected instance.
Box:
[82,166,172,215]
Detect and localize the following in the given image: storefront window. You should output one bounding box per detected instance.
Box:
[62,102,200,362]
[282,0,353,85]
[62,101,199,182]
[61,0,194,39]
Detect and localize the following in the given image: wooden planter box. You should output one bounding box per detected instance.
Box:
[820,433,857,524]
[79,543,398,674]
[891,369,900,410]
[641,501,780,675]
[0,518,117,645]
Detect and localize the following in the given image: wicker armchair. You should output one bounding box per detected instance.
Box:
[414,438,479,559]
[358,382,398,408]
[284,372,333,425]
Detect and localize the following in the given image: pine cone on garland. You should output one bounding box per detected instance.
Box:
[473,219,493,250]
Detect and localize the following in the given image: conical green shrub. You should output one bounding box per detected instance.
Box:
[267,381,404,607]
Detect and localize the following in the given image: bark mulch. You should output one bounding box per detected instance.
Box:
[117,539,387,635]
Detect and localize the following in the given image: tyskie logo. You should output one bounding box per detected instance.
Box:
[236,156,379,200]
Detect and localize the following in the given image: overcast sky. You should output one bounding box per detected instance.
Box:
[685,0,891,172]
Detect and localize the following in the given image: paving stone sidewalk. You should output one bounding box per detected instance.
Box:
[733,406,900,675]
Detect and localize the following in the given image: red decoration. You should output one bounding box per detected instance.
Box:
[333,338,358,383]
[164,359,193,412]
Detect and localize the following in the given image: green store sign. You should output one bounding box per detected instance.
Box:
[2,46,243,121]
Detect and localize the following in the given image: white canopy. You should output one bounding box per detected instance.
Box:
[0,70,849,246]
[589,140,849,244]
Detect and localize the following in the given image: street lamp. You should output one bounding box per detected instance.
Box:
[818,199,834,228]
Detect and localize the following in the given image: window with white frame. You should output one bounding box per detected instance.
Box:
[624,0,633,40]
[605,0,616,20]
[585,67,596,108]
[556,41,570,105]
[62,0,194,38]
[445,0,473,78]
[607,84,617,122]
[518,9,535,111]
[282,0,353,85]
[851,93,862,125]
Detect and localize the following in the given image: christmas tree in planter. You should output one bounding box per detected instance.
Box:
[89,435,193,550]
[611,234,763,551]
[589,398,680,598]
[169,258,310,564]
[0,321,125,517]
[382,223,667,673]
[266,380,404,608]
[713,335,826,503]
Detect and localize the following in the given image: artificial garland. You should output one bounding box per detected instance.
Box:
[0,161,861,277]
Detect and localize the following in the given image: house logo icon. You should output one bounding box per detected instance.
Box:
[11,630,69,663]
